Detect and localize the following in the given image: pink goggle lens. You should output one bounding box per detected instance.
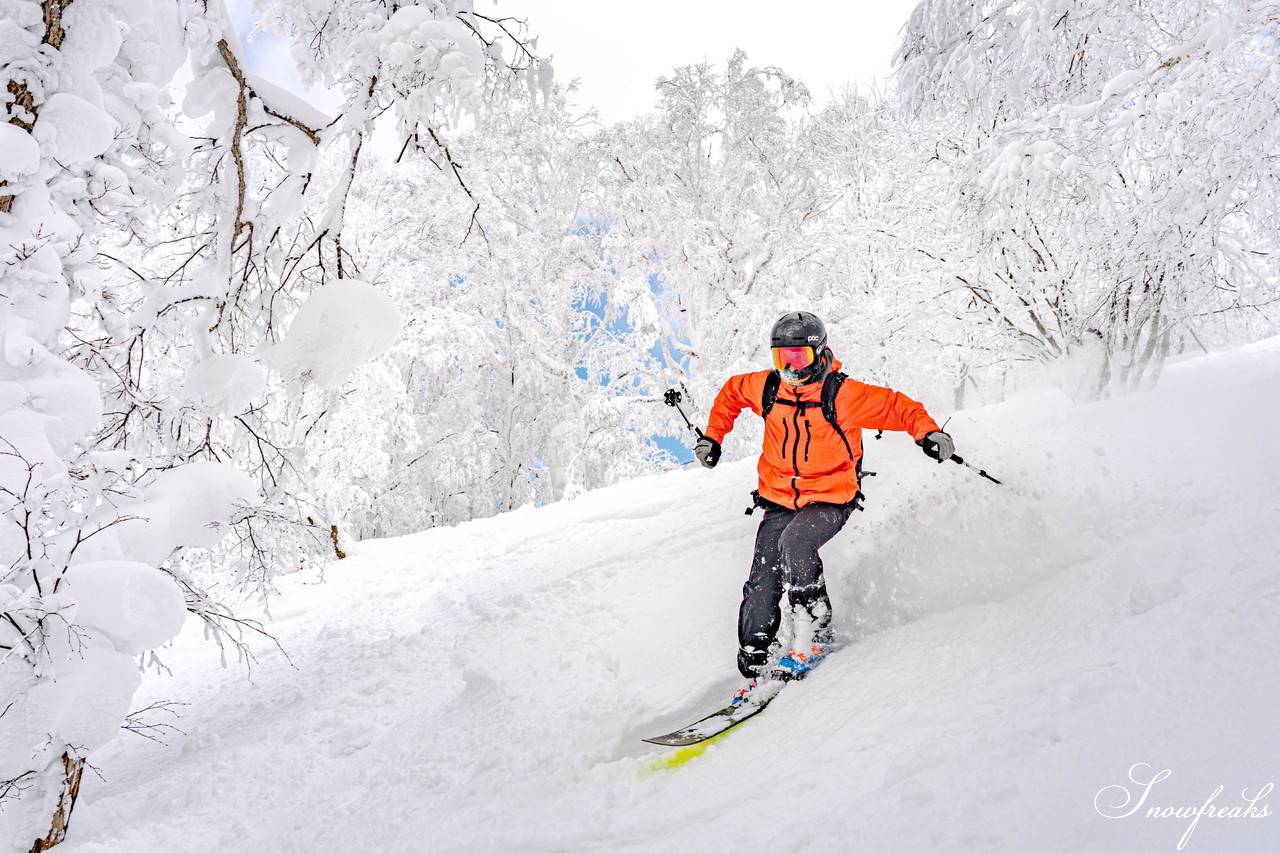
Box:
[772,346,816,372]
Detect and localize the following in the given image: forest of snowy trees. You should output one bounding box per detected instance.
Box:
[2,0,1278,848]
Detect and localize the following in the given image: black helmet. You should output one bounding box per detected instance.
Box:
[769,311,830,385]
[770,311,827,349]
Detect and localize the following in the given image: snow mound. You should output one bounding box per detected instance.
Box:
[102,461,260,565]
[271,279,402,389]
[20,642,141,757]
[31,93,116,163]
[181,67,239,137]
[0,124,40,180]
[180,353,267,414]
[64,561,187,656]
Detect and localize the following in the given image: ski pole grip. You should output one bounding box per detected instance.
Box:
[664,389,705,439]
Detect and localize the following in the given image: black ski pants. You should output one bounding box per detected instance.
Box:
[737,501,854,677]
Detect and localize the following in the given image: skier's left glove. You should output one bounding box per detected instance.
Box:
[694,436,721,468]
[917,431,955,463]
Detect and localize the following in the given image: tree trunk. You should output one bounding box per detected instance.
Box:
[952,363,969,410]
[330,524,346,560]
[1,1,74,212]
[28,753,84,853]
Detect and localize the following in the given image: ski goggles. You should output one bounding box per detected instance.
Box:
[771,345,817,372]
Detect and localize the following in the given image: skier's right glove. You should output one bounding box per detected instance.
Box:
[694,435,721,469]
[917,431,955,463]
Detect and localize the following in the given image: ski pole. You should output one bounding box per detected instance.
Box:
[663,389,705,440]
[949,454,1001,485]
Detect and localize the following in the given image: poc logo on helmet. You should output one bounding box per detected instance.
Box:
[807,336,822,343]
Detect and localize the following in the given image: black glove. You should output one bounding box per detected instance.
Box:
[694,435,721,468]
[917,431,955,463]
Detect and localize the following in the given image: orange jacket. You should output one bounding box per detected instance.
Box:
[704,359,940,509]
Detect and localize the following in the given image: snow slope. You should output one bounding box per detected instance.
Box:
[50,339,1280,853]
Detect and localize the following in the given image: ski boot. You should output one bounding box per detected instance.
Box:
[729,678,758,707]
[774,644,830,681]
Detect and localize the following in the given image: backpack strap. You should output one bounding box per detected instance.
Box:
[821,371,854,461]
[762,369,854,460]
[760,370,781,417]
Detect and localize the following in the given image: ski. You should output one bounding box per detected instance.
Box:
[642,642,844,747]
[642,678,787,747]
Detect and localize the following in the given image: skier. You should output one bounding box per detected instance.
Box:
[694,311,954,687]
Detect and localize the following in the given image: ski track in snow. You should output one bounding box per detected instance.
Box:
[55,340,1280,853]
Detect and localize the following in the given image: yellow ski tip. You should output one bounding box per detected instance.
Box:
[636,737,715,774]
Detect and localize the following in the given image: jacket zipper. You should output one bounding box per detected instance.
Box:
[790,391,803,508]
[804,419,812,462]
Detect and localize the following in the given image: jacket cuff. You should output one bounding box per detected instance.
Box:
[912,423,940,442]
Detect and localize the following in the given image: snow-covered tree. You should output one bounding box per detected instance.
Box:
[314,80,673,539]
[793,88,995,409]
[593,51,843,453]
[87,0,548,574]
[895,0,1280,397]
[1,0,544,847]
[0,1,225,847]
